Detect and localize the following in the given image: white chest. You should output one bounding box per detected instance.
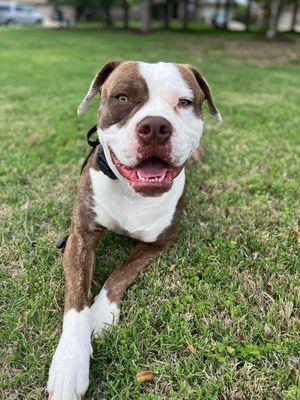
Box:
[89,168,185,243]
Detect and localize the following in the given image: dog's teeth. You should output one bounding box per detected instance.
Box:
[137,174,166,183]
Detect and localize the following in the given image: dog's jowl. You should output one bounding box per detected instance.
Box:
[47,61,221,399]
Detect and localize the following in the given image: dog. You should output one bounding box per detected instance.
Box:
[47,61,221,399]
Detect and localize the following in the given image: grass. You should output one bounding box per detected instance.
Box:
[0,26,299,400]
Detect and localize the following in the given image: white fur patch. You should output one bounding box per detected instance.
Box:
[47,307,92,400]
[91,285,120,338]
[138,62,204,166]
[77,98,90,115]
[89,167,185,242]
[77,71,101,115]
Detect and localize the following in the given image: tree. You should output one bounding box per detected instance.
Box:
[100,0,114,26]
[290,0,299,31]
[275,0,286,27]
[47,0,113,24]
[266,0,282,38]
[181,0,189,30]
[215,0,222,13]
[141,0,152,32]
[225,0,232,28]
[245,0,252,31]
[122,0,129,28]
[163,0,173,29]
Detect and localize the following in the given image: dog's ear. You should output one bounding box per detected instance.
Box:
[189,66,222,123]
[77,60,123,115]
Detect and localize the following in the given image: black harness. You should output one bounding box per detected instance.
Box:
[56,125,117,249]
[80,125,117,180]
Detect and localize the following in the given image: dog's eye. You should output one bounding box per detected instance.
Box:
[116,95,129,103]
[178,98,192,107]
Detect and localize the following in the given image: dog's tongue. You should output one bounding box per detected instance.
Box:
[136,157,169,178]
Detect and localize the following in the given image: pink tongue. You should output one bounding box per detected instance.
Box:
[136,158,169,178]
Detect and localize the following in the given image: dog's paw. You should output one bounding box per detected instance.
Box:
[91,286,120,338]
[47,309,92,400]
[47,333,91,399]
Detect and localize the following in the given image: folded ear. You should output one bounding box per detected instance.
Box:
[77,60,123,115]
[190,67,222,123]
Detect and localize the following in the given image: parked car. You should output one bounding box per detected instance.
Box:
[0,2,43,25]
[212,10,228,29]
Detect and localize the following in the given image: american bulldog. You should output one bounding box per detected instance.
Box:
[47,61,221,399]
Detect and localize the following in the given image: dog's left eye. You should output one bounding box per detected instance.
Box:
[178,98,192,107]
[116,95,129,103]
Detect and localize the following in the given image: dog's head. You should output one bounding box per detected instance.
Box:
[78,61,221,196]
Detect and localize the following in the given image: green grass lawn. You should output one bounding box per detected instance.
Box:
[0,26,299,400]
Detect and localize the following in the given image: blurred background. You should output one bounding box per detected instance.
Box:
[0,0,299,36]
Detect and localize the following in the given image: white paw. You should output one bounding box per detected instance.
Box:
[47,308,92,400]
[91,286,120,338]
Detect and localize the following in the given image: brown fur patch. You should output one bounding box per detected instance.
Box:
[176,64,205,117]
[98,61,149,129]
[63,150,104,312]
[176,64,219,117]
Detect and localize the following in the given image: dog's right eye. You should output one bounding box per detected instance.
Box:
[116,95,129,103]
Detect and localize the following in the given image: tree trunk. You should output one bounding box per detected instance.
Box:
[215,0,222,12]
[266,0,281,38]
[245,0,251,31]
[182,0,189,30]
[164,0,172,29]
[290,0,299,31]
[105,9,113,26]
[100,0,113,27]
[122,0,129,29]
[141,0,152,32]
[225,0,232,28]
[75,5,85,22]
[275,0,285,29]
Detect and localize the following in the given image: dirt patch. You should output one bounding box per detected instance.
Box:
[225,38,300,66]
[186,37,300,66]
[0,203,12,218]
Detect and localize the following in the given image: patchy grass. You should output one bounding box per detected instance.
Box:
[0,26,299,400]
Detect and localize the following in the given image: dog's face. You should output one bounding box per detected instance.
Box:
[78,61,221,196]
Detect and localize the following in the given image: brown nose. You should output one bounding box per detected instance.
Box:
[136,116,172,145]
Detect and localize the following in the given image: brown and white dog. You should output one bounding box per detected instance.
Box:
[47,61,221,399]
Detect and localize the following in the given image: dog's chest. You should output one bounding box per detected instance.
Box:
[89,168,185,243]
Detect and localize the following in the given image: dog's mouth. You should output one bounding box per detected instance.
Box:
[110,151,184,194]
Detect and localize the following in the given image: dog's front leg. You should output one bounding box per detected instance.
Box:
[91,238,174,337]
[48,227,102,400]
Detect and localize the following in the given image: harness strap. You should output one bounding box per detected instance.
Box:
[80,125,118,180]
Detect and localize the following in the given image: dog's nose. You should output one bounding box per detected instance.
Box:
[136,116,172,145]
